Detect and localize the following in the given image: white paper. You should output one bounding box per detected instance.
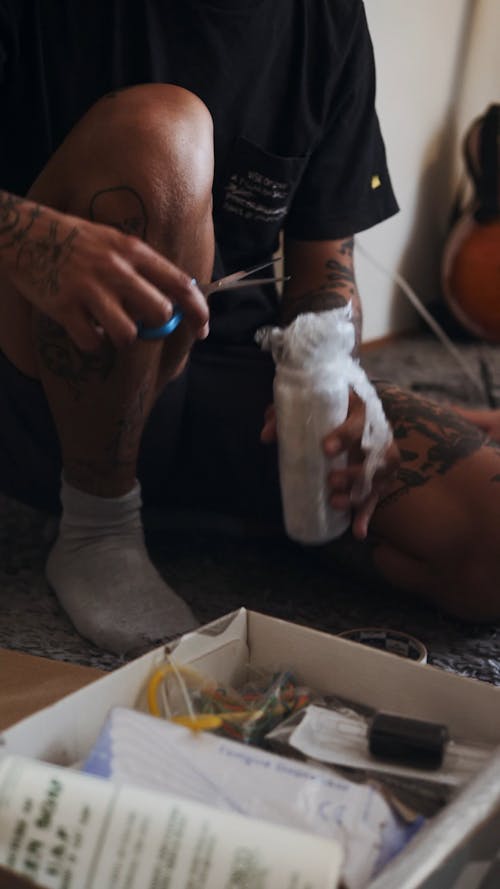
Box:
[0,754,343,889]
[82,707,423,889]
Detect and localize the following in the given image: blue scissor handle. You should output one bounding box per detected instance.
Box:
[136,307,184,340]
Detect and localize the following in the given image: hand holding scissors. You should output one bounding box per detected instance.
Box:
[137,259,287,340]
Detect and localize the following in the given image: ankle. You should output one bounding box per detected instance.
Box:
[57,476,143,533]
[64,465,137,498]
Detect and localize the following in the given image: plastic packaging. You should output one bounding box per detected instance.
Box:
[146,658,312,745]
[257,306,393,544]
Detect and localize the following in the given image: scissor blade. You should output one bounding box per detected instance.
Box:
[221,275,290,292]
[202,257,282,296]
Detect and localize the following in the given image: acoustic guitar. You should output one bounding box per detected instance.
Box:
[441,104,500,342]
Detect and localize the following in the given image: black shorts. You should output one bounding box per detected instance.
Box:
[0,344,282,521]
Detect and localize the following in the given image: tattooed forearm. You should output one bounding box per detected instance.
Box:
[375,383,500,507]
[0,190,78,297]
[35,314,115,400]
[325,258,355,291]
[281,238,362,351]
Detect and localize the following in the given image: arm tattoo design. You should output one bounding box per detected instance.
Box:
[89,186,148,240]
[0,192,40,248]
[17,223,78,296]
[375,383,500,506]
[35,315,115,400]
[281,238,362,350]
[31,184,149,393]
[339,237,354,257]
[0,191,78,298]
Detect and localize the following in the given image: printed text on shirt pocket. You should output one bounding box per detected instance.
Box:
[221,137,308,226]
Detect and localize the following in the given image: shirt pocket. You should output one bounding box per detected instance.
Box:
[216,136,308,260]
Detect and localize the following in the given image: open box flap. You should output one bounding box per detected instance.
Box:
[0,609,249,764]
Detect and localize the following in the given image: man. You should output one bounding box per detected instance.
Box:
[1,1,499,655]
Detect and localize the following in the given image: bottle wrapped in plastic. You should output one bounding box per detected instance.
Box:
[257,305,393,544]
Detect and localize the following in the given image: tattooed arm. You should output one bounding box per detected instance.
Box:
[0,190,208,351]
[280,236,362,353]
[262,236,400,539]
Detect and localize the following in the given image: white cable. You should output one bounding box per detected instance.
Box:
[356,241,485,400]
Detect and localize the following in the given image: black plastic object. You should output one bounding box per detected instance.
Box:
[369,712,449,770]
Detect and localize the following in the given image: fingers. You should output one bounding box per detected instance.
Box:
[328,464,394,540]
[69,222,209,343]
[69,235,209,349]
[266,389,397,537]
[11,205,210,349]
[323,394,365,457]
[131,240,209,336]
[64,315,106,353]
[88,301,138,350]
[326,435,400,539]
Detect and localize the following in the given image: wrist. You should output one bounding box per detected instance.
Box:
[280,291,362,354]
[0,192,42,274]
[280,288,348,327]
[0,191,78,296]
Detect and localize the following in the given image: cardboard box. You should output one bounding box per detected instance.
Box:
[2,609,500,888]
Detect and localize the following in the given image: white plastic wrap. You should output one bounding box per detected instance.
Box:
[257,306,393,544]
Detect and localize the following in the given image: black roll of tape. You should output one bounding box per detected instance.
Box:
[369,712,449,770]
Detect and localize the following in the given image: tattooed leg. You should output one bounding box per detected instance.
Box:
[356,384,500,620]
[0,84,215,652]
[26,84,214,496]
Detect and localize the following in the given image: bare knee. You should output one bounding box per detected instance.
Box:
[83,84,212,189]
[29,83,214,259]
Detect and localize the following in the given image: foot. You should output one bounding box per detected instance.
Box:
[46,479,198,655]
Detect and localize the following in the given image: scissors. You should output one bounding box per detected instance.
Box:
[137,258,287,340]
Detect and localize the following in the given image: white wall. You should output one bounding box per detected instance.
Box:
[358,0,499,343]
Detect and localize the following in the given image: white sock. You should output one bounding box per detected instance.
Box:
[46,478,198,655]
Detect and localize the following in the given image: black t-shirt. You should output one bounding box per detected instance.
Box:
[0,0,398,342]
